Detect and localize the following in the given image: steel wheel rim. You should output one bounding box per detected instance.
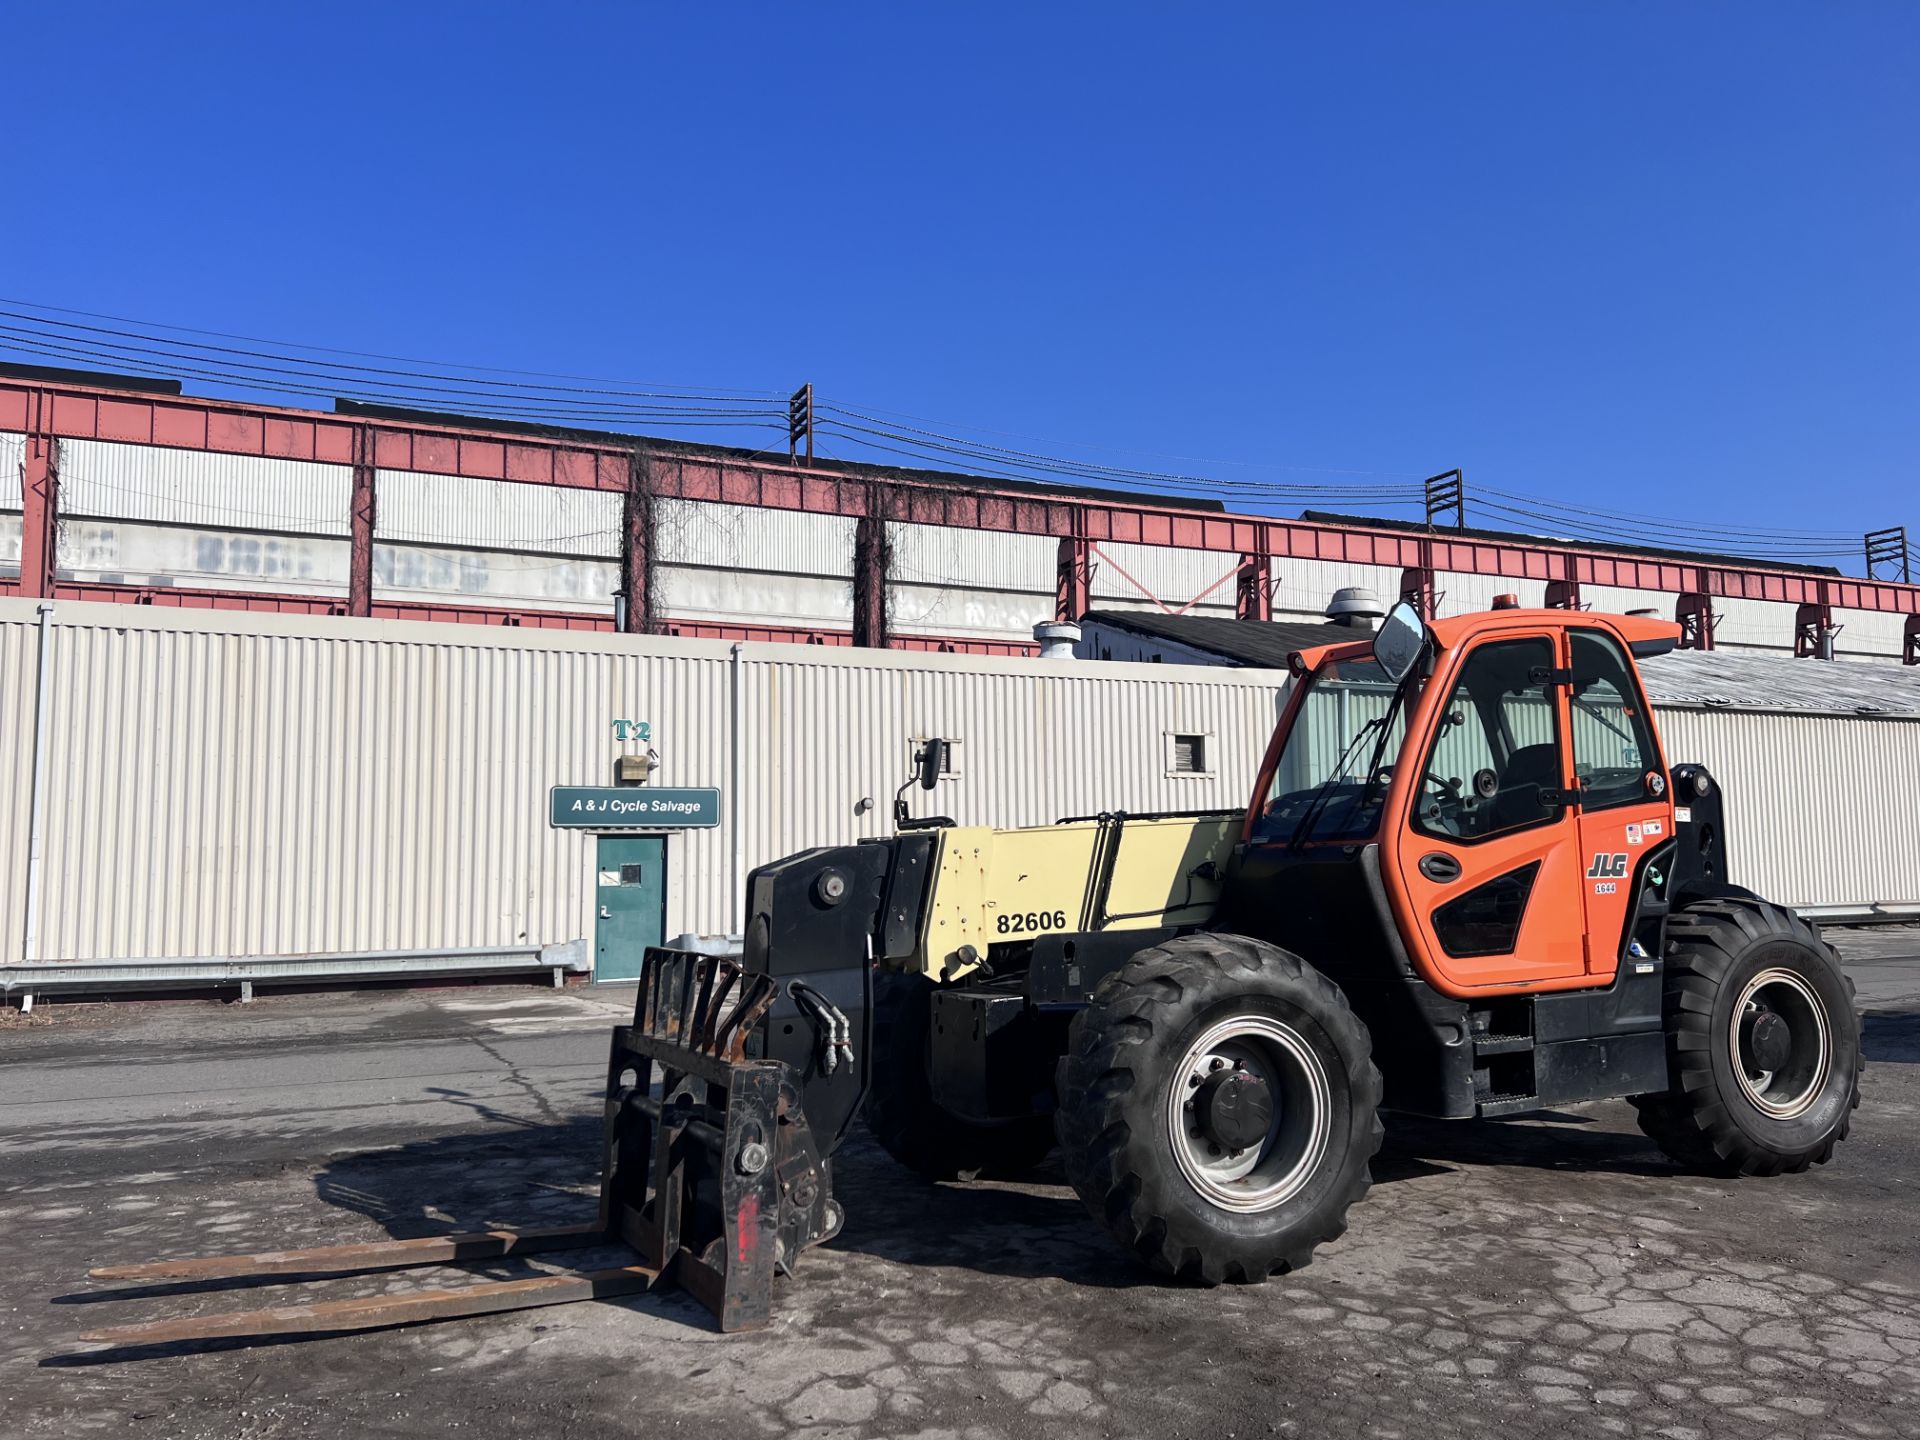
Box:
[1729,967,1831,1120]
[1166,1015,1332,1214]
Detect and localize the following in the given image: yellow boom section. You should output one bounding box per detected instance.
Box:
[914,813,1240,982]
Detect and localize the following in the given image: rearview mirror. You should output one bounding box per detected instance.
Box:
[1372,601,1428,684]
[917,739,946,791]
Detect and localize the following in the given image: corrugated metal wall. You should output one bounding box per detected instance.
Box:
[62,439,351,536]
[737,651,1281,876]
[0,616,36,962]
[0,600,1282,964]
[1,598,1912,971]
[1657,707,1920,912]
[0,430,23,509]
[375,469,621,557]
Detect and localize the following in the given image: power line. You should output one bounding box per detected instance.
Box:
[0,296,786,399]
[0,297,1907,576]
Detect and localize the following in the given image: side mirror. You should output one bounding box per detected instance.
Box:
[917,739,946,791]
[1372,600,1428,684]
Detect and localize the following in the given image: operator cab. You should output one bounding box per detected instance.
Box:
[1216,598,1688,1111]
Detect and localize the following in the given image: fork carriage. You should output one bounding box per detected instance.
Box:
[78,948,832,1346]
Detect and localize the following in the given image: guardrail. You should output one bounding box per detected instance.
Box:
[1,939,591,1010]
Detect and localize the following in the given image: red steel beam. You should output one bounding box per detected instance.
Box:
[17,388,58,598]
[6,376,1917,618]
[347,425,376,618]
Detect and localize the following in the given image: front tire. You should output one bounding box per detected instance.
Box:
[1055,934,1382,1284]
[1632,900,1862,1176]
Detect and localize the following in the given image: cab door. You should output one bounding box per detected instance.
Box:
[1388,631,1589,991]
[1568,628,1675,978]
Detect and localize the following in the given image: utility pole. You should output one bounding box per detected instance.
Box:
[1424,470,1465,531]
[788,383,814,463]
[1865,526,1910,583]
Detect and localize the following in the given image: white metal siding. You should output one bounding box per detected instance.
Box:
[1833,607,1909,661]
[0,617,35,961]
[3,597,1914,970]
[57,519,350,593]
[1272,558,1403,624]
[889,581,1053,641]
[0,431,23,509]
[372,542,619,611]
[1436,570,1547,615]
[658,500,854,577]
[892,523,1052,594]
[61,439,351,536]
[1091,541,1241,611]
[375,470,621,557]
[0,601,1286,963]
[1656,707,1920,912]
[1583,583,1678,617]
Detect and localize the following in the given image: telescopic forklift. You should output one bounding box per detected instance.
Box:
[76,600,1861,1343]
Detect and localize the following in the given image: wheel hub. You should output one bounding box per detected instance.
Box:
[1741,1008,1793,1075]
[1194,1068,1274,1152]
[1729,967,1832,1120]
[1166,1015,1333,1214]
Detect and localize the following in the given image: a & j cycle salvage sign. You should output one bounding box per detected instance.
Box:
[549,786,721,829]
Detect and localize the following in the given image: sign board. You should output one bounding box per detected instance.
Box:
[549,786,721,829]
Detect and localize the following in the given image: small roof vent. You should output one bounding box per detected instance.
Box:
[1325,586,1385,628]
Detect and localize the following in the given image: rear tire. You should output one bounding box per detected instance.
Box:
[1055,933,1382,1284]
[862,970,1057,1180]
[1632,899,1862,1177]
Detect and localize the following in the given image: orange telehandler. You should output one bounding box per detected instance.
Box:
[76,600,1860,1344]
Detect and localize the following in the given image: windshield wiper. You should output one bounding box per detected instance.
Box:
[1285,673,1414,852]
[1286,713,1389,851]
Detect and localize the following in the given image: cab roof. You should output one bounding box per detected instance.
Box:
[1289,607,1683,676]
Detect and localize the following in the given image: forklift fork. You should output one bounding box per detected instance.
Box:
[71,949,835,1349]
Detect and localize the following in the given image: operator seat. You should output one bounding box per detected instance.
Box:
[1489,743,1559,830]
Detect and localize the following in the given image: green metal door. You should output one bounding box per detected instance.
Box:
[594,835,666,982]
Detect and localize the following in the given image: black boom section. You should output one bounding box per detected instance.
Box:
[1665,763,1735,904]
[741,841,904,1155]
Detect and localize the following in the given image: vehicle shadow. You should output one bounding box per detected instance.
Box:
[1863,1012,1919,1064]
[41,1090,1692,1366]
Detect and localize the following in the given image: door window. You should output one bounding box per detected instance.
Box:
[1413,637,1565,842]
[1569,631,1661,812]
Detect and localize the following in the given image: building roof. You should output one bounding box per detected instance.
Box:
[1079,608,1920,718]
[1080,610,1359,668]
[1636,648,1920,717]
[1301,509,1845,579]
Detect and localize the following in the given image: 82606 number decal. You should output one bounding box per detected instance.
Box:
[996,910,1069,935]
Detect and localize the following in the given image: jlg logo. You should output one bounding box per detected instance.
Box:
[1586,853,1629,879]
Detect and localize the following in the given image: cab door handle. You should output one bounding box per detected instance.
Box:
[1418,852,1462,884]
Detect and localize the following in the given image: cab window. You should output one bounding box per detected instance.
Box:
[1570,630,1661,811]
[1414,637,1565,842]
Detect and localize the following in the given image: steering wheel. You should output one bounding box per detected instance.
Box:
[1420,771,1468,831]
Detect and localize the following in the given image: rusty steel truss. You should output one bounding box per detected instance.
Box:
[5,374,1918,648]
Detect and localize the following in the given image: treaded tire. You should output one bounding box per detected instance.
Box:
[1055,933,1382,1284]
[1632,899,1862,1177]
[862,970,1057,1180]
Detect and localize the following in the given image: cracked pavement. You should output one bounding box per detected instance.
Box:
[2,927,1917,1440]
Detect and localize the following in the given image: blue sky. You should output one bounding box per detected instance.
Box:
[2,4,1914,568]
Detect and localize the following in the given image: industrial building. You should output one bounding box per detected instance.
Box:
[3,365,1919,1002]
[5,365,1918,662]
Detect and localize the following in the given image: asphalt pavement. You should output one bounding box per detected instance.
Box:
[2,929,1918,1440]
